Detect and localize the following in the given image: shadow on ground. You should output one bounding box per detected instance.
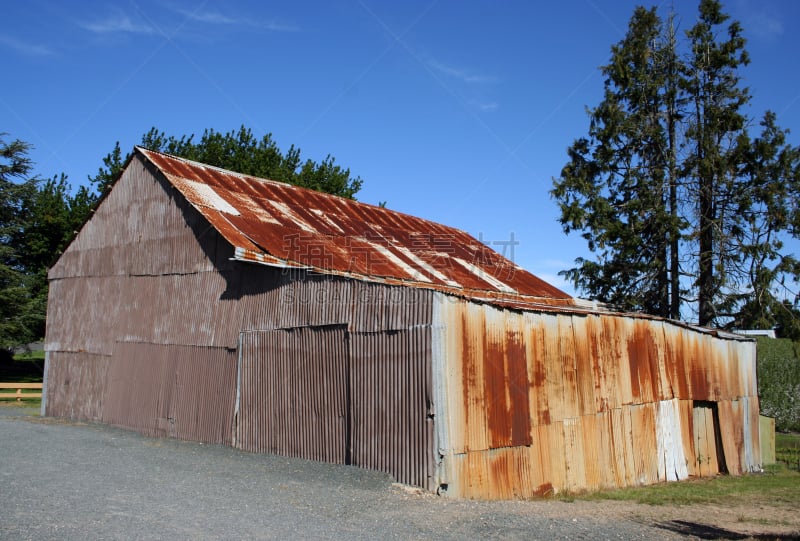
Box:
[655,520,800,540]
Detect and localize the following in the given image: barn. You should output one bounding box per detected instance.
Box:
[43,147,762,498]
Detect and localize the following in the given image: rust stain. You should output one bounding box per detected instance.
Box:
[572,317,597,415]
[489,451,511,498]
[529,324,550,426]
[461,309,475,449]
[484,327,511,448]
[587,317,608,412]
[666,328,691,398]
[688,335,710,400]
[505,331,532,447]
[627,322,655,403]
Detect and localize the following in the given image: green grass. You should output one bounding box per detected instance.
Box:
[0,397,41,408]
[12,349,45,361]
[2,350,45,384]
[776,432,800,471]
[575,464,800,507]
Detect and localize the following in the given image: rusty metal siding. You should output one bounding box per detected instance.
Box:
[717,396,761,475]
[44,351,110,421]
[100,343,236,444]
[433,293,760,498]
[349,327,435,490]
[45,277,121,355]
[678,399,698,476]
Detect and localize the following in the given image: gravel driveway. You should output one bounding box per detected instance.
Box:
[1,407,695,540]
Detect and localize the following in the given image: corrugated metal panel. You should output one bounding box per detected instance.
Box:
[433,293,760,498]
[628,403,658,485]
[606,316,634,407]
[44,351,110,421]
[611,406,637,486]
[49,155,224,281]
[693,404,721,476]
[563,416,587,491]
[46,272,242,353]
[580,412,604,489]
[656,399,689,482]
[101,343,236,444]
[745,396,762,468]
[238,325,434,489]
[716,398,762,475]
[349,281,433,332]
[571,317,597,416]
[136,147,573,306]
[237,271,354,331]
[236,326,349,462]
[541,314,565,424]
[349,327,434,489]
[628,321,661,404]
[439,301,538,456]
[678,399,699,477]
[595,411,620,487]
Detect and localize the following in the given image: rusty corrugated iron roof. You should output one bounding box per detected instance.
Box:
[136,147,574,307]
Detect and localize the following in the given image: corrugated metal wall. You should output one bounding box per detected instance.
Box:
[236,326,350,462]
[101,342,236,444]
[433,294,761,498]
[236,324,435,490]
[44,351,110,421]
[45,154,437,489]
[349,327,434,489]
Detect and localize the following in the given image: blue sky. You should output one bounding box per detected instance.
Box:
[2,0,798,295]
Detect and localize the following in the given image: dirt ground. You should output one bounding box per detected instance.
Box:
[390,481,800,540]
[534,499,799,540]
[3,405,799,540]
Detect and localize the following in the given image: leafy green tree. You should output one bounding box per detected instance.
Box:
[1,135,43,350]
[1,134,91,351]
[682,0,751,326]
[773,301,800,341]
[732,113,800,331]
[552,0,800,329]
[551,7,683,318]
[91,126,363,200]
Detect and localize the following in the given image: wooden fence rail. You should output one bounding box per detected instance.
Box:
[0,382,43,401]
